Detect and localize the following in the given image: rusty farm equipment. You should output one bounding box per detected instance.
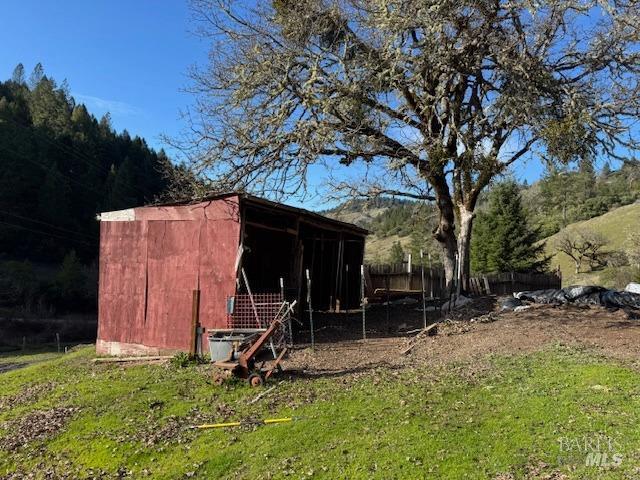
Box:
[208,298,295,387]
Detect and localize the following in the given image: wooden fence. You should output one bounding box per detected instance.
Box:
[365,263,561,299]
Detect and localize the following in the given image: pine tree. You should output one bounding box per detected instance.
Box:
[29,77,72,135]
[107,157,137,210]
[389,241,404,265]
[11,64,25,85]
[55,250,87,306]
[99,113,112,135]
[29,63,44,88]
[38,162,72,228]
[471,181,549,274]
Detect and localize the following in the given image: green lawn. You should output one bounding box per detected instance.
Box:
[0,348,63,366]
[1,346,639,479]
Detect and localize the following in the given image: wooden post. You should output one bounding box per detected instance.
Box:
[455,252,461,299]
[428,253,433,299]
[191,289,201,355]
[361,265,366,341]
[56,333,60,353]
[385,270,390,326]
[483,275,491,295]
[241,268,261,327]
[420,250,427,329]
[345,263,349,314]
[306,269,314,349]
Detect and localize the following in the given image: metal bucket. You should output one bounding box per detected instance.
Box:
[207,330,262,361]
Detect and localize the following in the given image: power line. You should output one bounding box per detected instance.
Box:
[0,143,105,197]
[0,219,96,247]
[5,116,113,175]
[4,116,150,198]
[0,209,97,241]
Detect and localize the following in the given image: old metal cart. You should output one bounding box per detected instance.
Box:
[209,300,295,387]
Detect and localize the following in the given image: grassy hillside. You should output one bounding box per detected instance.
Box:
[543,202,640,287]
[322,204,389,229]
[324,199,438,264]
[324,200,421,263]
[363,234,413,264]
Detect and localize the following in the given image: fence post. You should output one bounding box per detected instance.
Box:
[191,289,201,355]
[483,275,491,295]
[420,250,427,329]
[428,253,434,299]
[385,269,390,326]
[454,253,460,306]
[306,269,314,349]
[361,265,366,341]
[345,264,349,315]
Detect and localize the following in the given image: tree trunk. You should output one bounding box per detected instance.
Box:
[430,175,458,291]
[441,233,457,292]
[457,205,475,294]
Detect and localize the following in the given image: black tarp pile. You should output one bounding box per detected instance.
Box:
[505,285,640,310]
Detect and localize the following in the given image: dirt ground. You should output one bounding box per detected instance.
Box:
[285,297,640,377]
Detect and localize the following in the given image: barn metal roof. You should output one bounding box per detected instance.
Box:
[101,192,368,236]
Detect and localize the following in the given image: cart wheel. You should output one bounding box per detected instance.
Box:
[248,373,264,388]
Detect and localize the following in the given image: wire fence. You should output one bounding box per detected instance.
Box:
[227,292,291,349]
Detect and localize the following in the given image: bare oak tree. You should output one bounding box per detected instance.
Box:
[176,0,640,289]
[555,230,608,273]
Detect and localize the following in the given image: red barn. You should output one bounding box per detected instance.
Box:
[96,193,367,355]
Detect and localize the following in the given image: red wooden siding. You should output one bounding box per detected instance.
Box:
[144,220,201,350]
[97,197,241,355]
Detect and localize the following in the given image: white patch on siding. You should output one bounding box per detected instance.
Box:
[97,209,136,222]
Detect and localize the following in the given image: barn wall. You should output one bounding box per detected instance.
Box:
[97,220,148,352]
[97,197,241,355]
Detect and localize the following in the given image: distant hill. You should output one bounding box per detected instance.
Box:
[322,163,640,265]
[321,197,414,230]
[322,198,438,263]
[542,202,640,288]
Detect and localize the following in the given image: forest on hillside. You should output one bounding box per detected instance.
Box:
[0,64,173,315]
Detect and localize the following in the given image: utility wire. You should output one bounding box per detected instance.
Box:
[0,143,105,197]
[0,209,97,241]
[5,116,114,176]
[4,116,150,198]
[0,219,97,247]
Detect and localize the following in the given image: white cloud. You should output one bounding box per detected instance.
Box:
[73,93,143,117]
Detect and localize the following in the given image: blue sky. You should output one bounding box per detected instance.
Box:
[0,1,569,209]
[0,0,205,154]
